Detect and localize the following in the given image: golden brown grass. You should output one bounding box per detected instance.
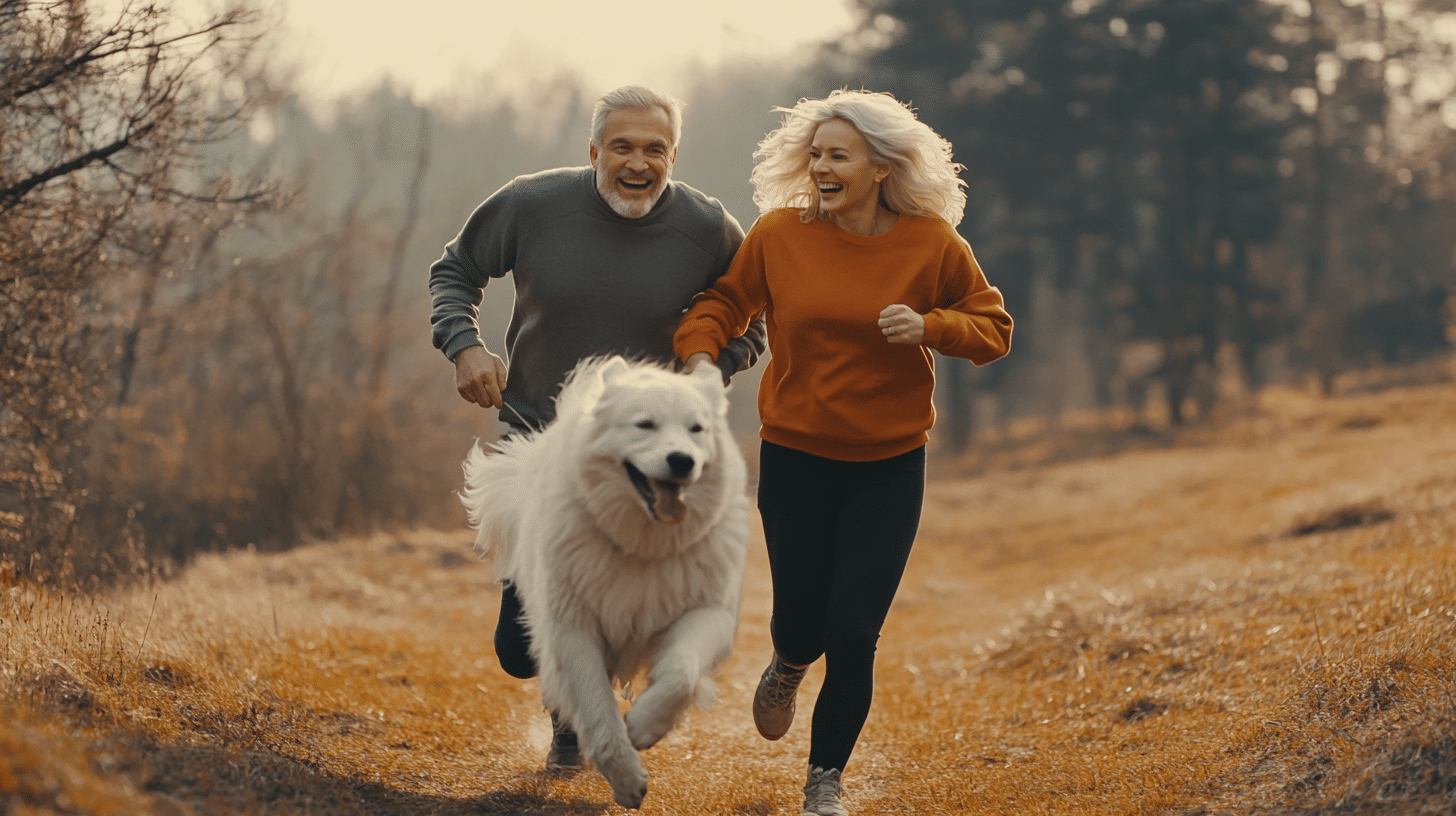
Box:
[3,379,1455,815]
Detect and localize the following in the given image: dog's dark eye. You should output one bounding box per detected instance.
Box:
[690,423,704,433]
[636,419,657,430]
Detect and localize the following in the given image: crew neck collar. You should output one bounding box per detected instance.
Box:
[812,210,907,245]
[580,166,675,224]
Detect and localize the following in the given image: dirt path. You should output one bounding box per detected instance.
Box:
[6,380,1455,815]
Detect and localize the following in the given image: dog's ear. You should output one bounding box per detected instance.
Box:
[599,356,632,386]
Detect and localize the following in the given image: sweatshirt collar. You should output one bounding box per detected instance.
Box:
[580,166,676,225]
[811,210,908,246]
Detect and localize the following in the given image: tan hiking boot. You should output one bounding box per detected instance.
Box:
[802,764,849,816]
[752,653,807,740]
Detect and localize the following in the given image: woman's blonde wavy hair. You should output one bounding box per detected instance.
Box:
[751,89,968,226]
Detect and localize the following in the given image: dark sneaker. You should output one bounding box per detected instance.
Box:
[752,654,807,740]
[545,711,583,772]
[801,764,849,816]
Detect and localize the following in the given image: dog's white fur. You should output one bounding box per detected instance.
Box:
[460,356,749,809]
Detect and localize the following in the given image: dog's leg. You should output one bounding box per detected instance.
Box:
[545,628,649,809]
[625,606,737,751]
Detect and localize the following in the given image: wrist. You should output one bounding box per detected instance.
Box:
[454,343,487,362]
[448,337,483,361]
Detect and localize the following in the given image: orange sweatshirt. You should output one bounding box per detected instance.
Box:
[674,208,1013,461]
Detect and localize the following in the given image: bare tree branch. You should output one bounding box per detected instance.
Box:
[3,5,248,104]
[0,122,155,208]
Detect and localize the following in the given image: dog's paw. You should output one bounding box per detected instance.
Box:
[625,700,676,751]
[597,750,649,809]
[611,774,648,810]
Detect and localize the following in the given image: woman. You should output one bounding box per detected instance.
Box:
[674,89,1013,816]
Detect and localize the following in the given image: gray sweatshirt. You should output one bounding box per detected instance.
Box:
[429,166,766,429]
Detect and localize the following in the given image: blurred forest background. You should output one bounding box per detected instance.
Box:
[3,0,1454,585]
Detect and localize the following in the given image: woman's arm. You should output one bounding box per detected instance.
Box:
[919,240,1013,364]
[673,226,772,366]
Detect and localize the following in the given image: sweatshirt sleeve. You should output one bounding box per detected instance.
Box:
[428,180,518,362]
[675,222,770,364]
[714,310,767,380]
[920,236,1014,365]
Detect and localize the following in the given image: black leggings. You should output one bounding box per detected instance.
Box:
[757,440,925,773]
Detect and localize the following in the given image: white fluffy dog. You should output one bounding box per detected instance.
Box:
[460,356,749,809]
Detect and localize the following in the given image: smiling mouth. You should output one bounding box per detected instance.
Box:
[818,183,843,195]
[618,177,654,192]
[624,461,689,524]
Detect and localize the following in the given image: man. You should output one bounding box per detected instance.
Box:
[428,85,765,771]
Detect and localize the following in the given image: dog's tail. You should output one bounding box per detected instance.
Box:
[459,437,525,574]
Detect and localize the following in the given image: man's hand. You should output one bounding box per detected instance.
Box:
[878,304,926,345]
[454,345,508,409]
[681,352,714,375]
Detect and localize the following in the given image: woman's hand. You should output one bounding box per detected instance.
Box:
[681,352,715,374]
[878,304,925,345]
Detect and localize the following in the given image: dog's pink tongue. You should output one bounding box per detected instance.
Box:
[651,481,688,524]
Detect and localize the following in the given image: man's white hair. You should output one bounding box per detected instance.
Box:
[590,85,685,149]
[750,89,968,226]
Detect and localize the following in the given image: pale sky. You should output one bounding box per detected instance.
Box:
[162,0,861,106]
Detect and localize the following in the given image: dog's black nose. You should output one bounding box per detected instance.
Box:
[666,452,695,478]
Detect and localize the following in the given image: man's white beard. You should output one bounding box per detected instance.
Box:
[596,167,669,219]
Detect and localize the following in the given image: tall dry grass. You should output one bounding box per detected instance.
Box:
[2,380,1454,815]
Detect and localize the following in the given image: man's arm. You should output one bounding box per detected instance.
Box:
[712,310,767,381]
[429,180,518,406]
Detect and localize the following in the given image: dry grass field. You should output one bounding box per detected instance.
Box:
[4,376,1455,815]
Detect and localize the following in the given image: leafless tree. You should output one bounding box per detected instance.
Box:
[0,0,275,581]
